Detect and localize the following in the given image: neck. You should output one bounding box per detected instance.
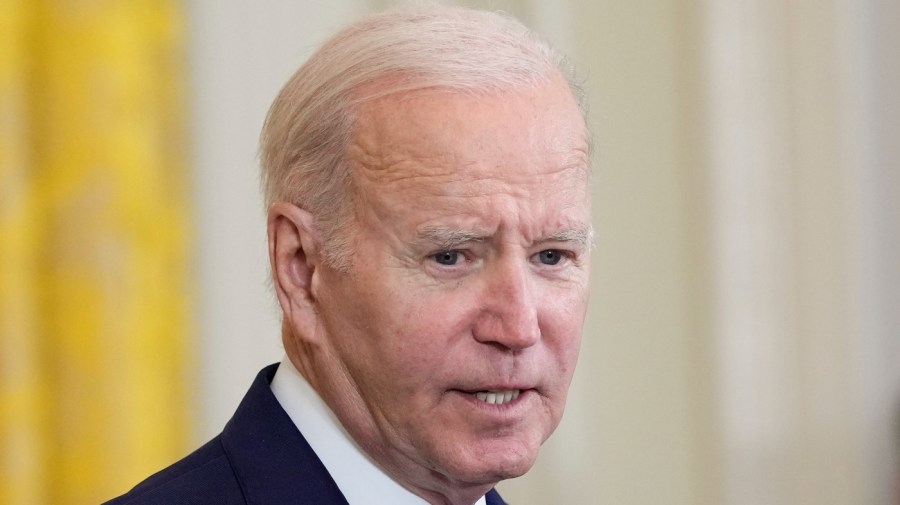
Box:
[396,472,494,505]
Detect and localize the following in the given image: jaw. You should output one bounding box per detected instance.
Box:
[396,438,540,505]
[342,390,551,504]
[393,398,548,488]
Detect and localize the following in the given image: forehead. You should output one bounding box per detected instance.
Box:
[348,77,590,187]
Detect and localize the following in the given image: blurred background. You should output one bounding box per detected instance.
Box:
[1,0,897,504]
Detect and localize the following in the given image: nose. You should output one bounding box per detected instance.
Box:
[472,258,540,351]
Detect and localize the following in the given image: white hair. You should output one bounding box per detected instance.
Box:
[260,4,586,270]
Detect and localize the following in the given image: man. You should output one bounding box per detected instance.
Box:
[107,5,591,505]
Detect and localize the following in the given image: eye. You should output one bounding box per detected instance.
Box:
[433,250,462,266]
[535,249,564,265]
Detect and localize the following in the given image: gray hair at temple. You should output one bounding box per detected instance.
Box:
[259,5,587,271]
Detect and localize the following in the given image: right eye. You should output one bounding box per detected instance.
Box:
[432,250,462,266]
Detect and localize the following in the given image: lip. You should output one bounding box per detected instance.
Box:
[455,382,536,394]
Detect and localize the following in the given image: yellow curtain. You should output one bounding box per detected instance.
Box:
[0,1,192,503]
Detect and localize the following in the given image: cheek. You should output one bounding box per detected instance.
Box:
[349,296,477,423]
[540,286,589,373]
[383,289,481,372]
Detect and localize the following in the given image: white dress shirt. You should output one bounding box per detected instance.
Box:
[270,356,487,505]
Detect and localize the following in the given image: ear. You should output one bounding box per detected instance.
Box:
[267,202,323,340]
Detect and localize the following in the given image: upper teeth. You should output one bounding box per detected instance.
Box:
[475,390,521,405]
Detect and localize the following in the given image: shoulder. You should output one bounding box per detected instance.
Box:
[104,364,348,504]
[103,436,245,505]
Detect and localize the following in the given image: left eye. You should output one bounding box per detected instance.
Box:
[535,249,564,265]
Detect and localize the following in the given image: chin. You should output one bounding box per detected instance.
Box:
[438,437,542,485]
[447,455,537,487]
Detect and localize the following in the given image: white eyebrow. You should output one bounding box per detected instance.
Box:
[415,224,595,250]
[542,226,594,249]
[415,226,486,250]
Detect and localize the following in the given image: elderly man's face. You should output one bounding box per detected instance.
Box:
[312,75,590,491]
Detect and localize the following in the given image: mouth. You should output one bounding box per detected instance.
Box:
[474,389,521,406]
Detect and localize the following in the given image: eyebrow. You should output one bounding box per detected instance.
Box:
[414,224,594,250]
[415,227,486,250]
[542,225,594,249]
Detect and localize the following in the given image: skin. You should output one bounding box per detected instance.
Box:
[268,73,591,505]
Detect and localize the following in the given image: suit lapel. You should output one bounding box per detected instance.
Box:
[485,488,508,505]
[221,364,350,504]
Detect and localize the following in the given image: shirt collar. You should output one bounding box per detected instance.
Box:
[271,356,487,505]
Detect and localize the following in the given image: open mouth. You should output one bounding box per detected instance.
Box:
[473,390,521,405]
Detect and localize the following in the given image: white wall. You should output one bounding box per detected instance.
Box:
[703,0,900,503]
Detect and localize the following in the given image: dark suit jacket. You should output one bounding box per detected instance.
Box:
[105,364,508,505]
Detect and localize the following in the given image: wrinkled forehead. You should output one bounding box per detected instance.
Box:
[347,77,590,185]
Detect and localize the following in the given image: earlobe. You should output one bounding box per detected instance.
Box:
[267,203,322,329]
